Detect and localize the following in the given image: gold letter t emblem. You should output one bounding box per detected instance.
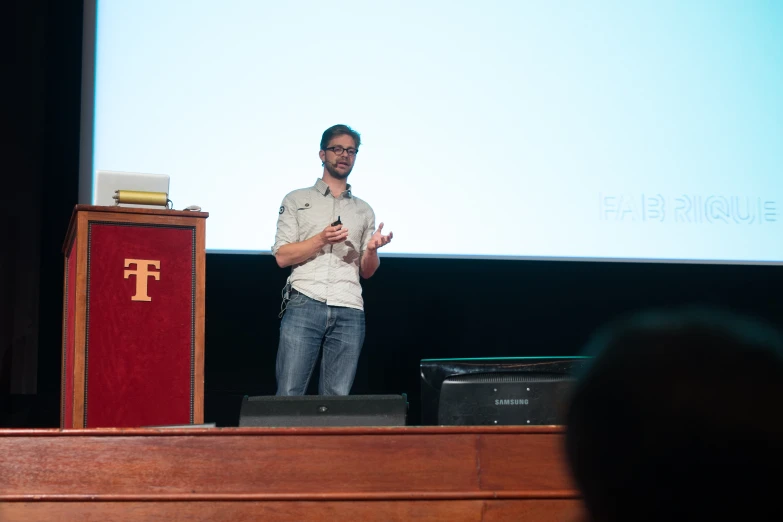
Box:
[124,259,161,302]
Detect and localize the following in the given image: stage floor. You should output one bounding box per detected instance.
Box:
[0,426,583,521]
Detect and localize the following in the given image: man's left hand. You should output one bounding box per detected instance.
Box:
[367,222,393,252]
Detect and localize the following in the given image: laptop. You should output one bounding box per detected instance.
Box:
[94,170,171,208]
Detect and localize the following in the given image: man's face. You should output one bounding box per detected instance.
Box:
[320,134,357,180]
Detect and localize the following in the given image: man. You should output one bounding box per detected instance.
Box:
[271,124,393,396]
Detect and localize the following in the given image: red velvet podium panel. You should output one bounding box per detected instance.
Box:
[61,205,208,428]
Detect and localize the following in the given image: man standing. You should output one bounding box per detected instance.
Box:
[272,124,393,395]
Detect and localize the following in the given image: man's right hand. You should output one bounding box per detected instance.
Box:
[321,224,349,245]
[275,224,349,267]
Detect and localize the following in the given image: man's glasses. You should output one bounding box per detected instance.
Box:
[325,146,358,157]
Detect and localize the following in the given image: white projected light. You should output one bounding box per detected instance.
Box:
[86,1,783,264]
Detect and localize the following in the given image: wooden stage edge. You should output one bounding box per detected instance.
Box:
[0,426,585,521]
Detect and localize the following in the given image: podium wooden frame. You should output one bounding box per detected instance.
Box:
[61,205,208,428]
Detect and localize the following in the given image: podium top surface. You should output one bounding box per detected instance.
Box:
[63,205,209,253]
[70,204,209,219]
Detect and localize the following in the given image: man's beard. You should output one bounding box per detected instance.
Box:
[325,161,352,180]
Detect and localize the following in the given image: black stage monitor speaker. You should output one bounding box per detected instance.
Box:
[420,357,589,426]
[239,394,408,427]
[437,372,575,426]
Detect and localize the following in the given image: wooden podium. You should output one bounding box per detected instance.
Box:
[61,205,208,428]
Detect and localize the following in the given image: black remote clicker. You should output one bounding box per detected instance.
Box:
[331,216,342,226]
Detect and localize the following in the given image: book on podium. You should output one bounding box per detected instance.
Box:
[60,205,208,428]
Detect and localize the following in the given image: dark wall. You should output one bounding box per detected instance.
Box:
[205,253,783,426]
[3,0,83,425]
[7,0,783,427]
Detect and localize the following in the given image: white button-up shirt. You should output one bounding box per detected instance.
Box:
[272,179,376,310]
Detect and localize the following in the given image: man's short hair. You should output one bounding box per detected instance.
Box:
[565,306,783,522]
[320,124,361,151]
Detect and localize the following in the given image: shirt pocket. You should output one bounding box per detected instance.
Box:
[295,205,322,242]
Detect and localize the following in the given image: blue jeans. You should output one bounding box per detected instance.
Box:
[276,291,365,396]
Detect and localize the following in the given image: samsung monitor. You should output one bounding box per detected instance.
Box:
[420,357,590,426]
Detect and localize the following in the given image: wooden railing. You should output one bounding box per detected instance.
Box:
[0,426,584,521]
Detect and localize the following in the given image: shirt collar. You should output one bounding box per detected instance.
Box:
[314,178,352,198]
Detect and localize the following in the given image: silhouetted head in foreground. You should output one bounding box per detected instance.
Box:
[566,306,783,522]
